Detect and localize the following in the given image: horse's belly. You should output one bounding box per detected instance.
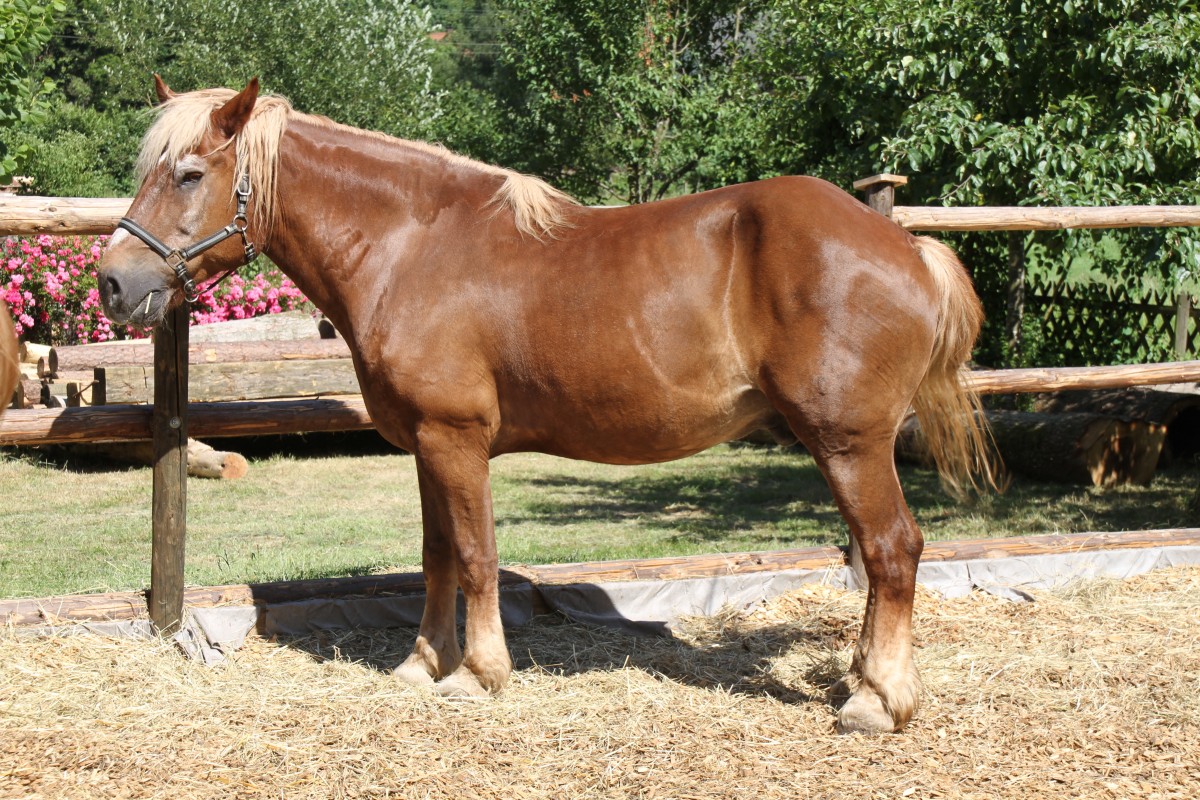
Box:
[495,383,775,465]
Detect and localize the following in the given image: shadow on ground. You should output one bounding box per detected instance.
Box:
[501,449,846,548]
[282,602,860,712]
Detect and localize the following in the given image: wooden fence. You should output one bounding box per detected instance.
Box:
[6,182,1200,632]
[857,173,1200,361]
[1023,273,1189,364]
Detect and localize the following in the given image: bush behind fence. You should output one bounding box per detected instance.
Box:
[1022,271,1191,367]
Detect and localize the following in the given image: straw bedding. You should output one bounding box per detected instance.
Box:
[2,567,1197,799]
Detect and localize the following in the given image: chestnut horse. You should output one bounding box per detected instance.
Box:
[0,301,17,418]
[99,78,996,733]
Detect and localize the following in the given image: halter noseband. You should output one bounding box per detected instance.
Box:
[116,173,258,303]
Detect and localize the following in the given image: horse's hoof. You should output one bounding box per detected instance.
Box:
[836,690,895,735]
[434,667,490,699]
[394,662,436,688]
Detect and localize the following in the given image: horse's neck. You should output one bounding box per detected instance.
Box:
[261,119,495,339]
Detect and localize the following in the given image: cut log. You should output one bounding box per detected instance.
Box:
[54,337,352,371]
[898,410,1167,487]
[18,341,54,367]
[36,355,57,379]
[40,370,98,406]
[187,311,326,343]
[98,358,360,404]
[1032,388,1200,463]
[186,439,249,479]
[12,377,39,409]
[60,438,249,480]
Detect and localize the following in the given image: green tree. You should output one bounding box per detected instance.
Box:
[20,0,440,195]
[0,0,65,180]
[492,0,763,204]
[747,0,1200,365]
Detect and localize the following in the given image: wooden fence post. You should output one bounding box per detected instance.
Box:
[1175,293,1192,359]
[149,302,189,634]
[853,173,908,218]
[1005,231,1028,359]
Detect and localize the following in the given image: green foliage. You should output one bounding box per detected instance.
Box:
[477,0,763,203]
[18,102,142,196]
[18,0,440,195]
[0,0,65,180]
[748,0,1200,365]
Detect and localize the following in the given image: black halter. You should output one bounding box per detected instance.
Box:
[116,173,258,303]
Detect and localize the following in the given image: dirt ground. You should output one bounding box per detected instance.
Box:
[2,567,1197,799]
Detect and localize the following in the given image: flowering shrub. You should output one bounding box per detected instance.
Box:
[3,234,117,343]
[2,234,310,345]
[189,271,310,327]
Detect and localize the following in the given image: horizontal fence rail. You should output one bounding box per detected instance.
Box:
[0,396,374,446]
[0,196,130,235]
[892,205,1200,231]
[6,197,1200,236]
[6,365,1200,447]
[965,361,1200,395]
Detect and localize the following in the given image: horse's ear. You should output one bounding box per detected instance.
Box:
[211,77,260,139]
[153,74,175,104]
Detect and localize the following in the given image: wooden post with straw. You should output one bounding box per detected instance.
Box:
[149,303,189,634]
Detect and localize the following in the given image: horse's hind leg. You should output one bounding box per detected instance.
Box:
[816,441,924,733]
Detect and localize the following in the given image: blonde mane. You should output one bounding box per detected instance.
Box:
[137,88,578,240]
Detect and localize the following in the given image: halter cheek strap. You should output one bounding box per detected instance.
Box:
[116,173,258,303]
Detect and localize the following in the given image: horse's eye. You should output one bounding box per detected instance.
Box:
[179,171,204,187]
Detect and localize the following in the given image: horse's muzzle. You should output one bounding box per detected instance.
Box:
[98,262,175,328]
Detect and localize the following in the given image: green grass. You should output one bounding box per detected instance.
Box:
[1,440,1196,599]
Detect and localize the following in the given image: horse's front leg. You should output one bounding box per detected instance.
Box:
[400,423,511,698]
[394,465,464,687]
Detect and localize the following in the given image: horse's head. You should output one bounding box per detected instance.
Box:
[99,76,261,327]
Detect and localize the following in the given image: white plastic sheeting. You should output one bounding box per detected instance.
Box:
[27,545,1200,663]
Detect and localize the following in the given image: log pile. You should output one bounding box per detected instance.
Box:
[14,314,354,410]
[6,313,352,478]
[897,387,1200,488]
[1032,388,1200,465]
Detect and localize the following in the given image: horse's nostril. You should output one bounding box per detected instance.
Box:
[105,276,121,301]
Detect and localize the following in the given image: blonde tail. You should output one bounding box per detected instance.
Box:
[910,237,1003,496]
